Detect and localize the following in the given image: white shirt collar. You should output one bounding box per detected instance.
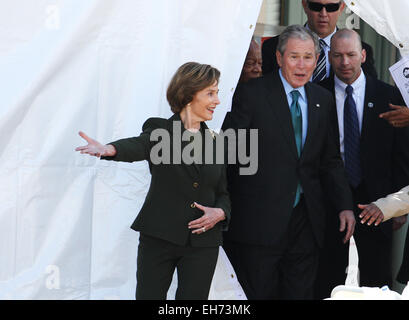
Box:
[305,25,336,47]
[278,69,307,102]
[321,28,336,47]
[334,69,366,95]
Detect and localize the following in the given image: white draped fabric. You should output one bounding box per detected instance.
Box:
[0,0,262,299]
[344,0,409,56]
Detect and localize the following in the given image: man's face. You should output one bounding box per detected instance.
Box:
[240,42,262,83]
[329,36,366,85]
[302,0,345,38]
[276,38,318,88]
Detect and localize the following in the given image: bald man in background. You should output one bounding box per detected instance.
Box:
[314,29,409,298]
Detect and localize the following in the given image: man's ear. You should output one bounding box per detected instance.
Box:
[301,0,308,13]
[361,48,367,64]
[276,50,282,68]
[339,1,346,12]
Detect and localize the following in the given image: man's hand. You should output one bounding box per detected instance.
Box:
[339,210,356,244]
[379,104,409,128]
[358,203,384,226]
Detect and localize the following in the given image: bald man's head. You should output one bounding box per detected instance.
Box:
[239,39,262,83]
[331,28,363,51]
[329,29,366,84]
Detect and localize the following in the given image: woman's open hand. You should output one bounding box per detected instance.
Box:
[75,131,115,157]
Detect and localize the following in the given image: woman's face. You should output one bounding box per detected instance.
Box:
[188,81,220,122]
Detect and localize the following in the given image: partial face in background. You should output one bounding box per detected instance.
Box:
[302,0,345,38]
[329,31,366,85]
[276,37,318,88]
[239,40,262,83]
[187,81,220,122]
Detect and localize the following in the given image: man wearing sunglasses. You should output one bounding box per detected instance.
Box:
[262,0,377,81]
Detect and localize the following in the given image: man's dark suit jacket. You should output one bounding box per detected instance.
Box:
[320,75,409,236]
[101,113,231,247]
[221,71,353,248]
[261,35,378,79]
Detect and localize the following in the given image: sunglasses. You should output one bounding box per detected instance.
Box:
[307,1,341,12]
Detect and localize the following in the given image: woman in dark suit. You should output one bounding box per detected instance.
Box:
[75,62,231,300]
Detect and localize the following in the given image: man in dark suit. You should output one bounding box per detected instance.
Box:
[221,25,355,300]
[262,0,377,80]
[314,29,409,298]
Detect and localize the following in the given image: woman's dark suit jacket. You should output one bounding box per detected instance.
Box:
[101,113,231,248]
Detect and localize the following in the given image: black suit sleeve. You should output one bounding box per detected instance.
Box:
[222,83,255,131]
[101,118,162,163]
[261,36,279,76]
[362,41,378,79]
[391,88,409,193]
[319,97,354,213]
[215,161,231,230]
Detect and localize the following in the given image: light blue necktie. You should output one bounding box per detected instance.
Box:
[290,90,302,207]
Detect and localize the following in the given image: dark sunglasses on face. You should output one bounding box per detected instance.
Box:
[307,1,341,12]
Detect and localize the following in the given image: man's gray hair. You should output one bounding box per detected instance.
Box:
[277,25,320,56]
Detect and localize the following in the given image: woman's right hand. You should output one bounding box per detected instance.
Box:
[75,131,116,157]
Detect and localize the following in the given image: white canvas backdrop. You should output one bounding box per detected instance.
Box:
[0,0,262,299]
[344,0,409,57]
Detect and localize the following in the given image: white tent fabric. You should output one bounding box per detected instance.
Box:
[0,0,262,299]
[344,0,409,56]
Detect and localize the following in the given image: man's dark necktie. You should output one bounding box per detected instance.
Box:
[343,85,362,188]
[312,39,327,83]
[290,90,302,207]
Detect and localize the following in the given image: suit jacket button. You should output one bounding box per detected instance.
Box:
[193,182,199,188]
[190,203,196,208]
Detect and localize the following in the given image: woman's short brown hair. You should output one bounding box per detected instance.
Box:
[167,62,220,113]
